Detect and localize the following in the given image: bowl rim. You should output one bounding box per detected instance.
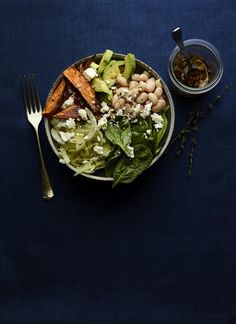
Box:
[44,52,175,181]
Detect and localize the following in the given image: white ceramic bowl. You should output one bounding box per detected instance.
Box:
[44,53,175,181]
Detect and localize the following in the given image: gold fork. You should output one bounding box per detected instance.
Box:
[21,74,54,200]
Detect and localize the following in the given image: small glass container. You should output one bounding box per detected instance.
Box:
[168,39,223,97]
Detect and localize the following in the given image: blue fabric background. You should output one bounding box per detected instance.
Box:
[1,0,236,323]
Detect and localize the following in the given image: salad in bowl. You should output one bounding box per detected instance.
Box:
[43,50,175,187]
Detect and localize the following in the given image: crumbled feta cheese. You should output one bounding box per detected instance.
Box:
[65,118,76,129]
[59,159,66,164]
[83,135,89,140]
[119,88,130,97]
[100,101,110,113]
[97,115,108,130]
[78,109,88,121]
[126,145,134,158]
[140,102,152,118]
[59,131,74,142]
[151,113,163,124]
[146,129,151,135]
[151,113,163,129]
[61,95,74,109]
[83,67,98,81]
[90,62,99,70]
[93,145,104,155]
[133,104,142,115]
[116,108,124,116]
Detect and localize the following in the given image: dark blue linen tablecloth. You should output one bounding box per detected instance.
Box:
[1,0,236,323]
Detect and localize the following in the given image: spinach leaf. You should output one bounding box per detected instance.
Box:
[131,117,155,153]
[105,118,132,154]
[112,144,153,187]
[105,147,122,177]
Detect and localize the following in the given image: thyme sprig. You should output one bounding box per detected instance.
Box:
[168,84,232,176]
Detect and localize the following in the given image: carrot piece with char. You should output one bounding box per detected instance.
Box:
[42,79,66,118]
[53,105,80,119]
[63,66,96,110]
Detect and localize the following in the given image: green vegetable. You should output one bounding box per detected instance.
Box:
[91,77,111,94]
[123,53,136,80]
[103,60,120,88]
[112,144,153,187]
[131,117,155,153]
[50,108,112,175]
[105,118,132,155]
[98,49,113,74]
[105,147,122,177]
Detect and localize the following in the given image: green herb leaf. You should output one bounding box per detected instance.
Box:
[105,118,132,154]
[112,144,153,187]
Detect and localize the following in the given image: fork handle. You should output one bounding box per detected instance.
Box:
[34,130,54,200]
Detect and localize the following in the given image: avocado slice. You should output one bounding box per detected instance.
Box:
[123,53,136,80]
[103,60,120,88]
[99,92,113,105]
[91,77,111,94]
[98,49,113,74]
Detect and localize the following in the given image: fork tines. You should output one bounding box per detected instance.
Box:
[21,74,42,114]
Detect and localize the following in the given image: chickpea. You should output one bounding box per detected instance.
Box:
[139,81,147,91]
[124,103,132,114]
[152,99,166,113]
[132,74,141,82]
[147,93,158,105]
[143,71,151,78]
[116,75,128,87]
[114,98,125,111]
[146,78,156,93]
[112,94,119,107]
[154,87,163,98]
[129,81,139,90]
[140,73,149,82]
[130,88,139,100]
[136,92,148,104]
[155,79,162,88]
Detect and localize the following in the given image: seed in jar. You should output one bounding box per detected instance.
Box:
[146,78,156,93]
[132,74,141,82]
[155,79,162,88]
[147,93,158,105]
[154,87,163,98]
[136,92,148,104]
[140,73,149,81]
[139,81,146,91]
[116,75,128,87]
[152,98,166,113]
[129,81,139,90]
